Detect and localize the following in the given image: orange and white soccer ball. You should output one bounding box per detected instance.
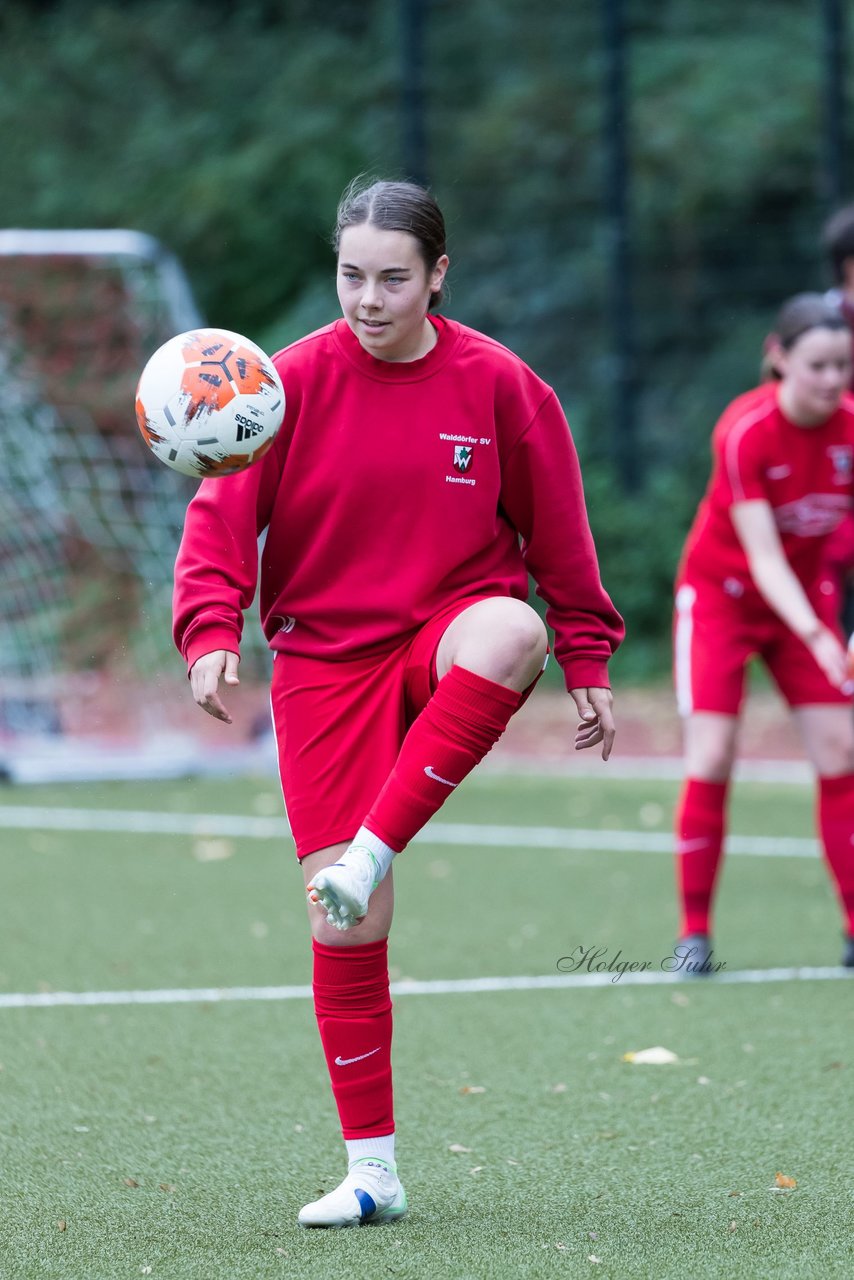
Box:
[135,328,285,477]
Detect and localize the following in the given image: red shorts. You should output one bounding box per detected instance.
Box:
[270,595,506,859]
[673,575,851,716]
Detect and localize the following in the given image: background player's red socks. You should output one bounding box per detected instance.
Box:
[312,938,394,1139]
[817,774,854,936]
[363,665,522,851]
[675,777,729,937]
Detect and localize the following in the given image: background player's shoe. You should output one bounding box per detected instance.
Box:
[842,934,854,969]
[307,847,379,930]
[677,932,713,977]
[298,1157,407,1228]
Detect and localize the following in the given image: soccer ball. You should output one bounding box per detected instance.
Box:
[135,328,285,478]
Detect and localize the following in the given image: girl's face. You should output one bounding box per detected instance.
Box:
[336,223,448,363]
[776,326,853,425]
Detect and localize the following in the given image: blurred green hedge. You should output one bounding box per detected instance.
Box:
[0,0,848,678]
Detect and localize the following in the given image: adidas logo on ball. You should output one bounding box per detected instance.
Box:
[234,413,266,441]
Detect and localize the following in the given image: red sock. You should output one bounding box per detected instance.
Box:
[312,938,394,1139]
[817,774,854,936]
[675,778,729,937]
[364,665,522,851]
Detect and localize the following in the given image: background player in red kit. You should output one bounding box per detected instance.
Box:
[673,293,854,973]
[820,202,854,628]
[822,202,854,339]
[173,178,624,1228]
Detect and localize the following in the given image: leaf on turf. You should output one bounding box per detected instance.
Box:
[192,837,234,862]
[448,1143,472,1153]
[588,1255,602,1264]
[550,1082,568,1093]
[729,1220,738,1232]
[158,1183,176,1193]
[469,1166,484,1174]
[773,1172,797,1189]
[459,1085,486,1094]
[57,1220,67,1232]
[123,1178,140,1188]
[622,1046,680,1065]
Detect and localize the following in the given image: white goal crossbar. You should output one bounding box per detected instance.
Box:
[0,228,203,331]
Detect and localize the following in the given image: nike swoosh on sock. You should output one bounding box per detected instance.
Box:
[424,765,458,787]
[335,1047,382,1066]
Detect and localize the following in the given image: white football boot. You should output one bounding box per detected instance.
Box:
[307,847,379,931]
[298,1157,407,1228]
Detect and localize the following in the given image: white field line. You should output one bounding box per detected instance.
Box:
[1,739,817,786]
[484,754,815,784]
[0,806,819,859]
[0,966,850,1010]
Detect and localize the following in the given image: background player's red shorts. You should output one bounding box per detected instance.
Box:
[673,575,852,717]
[271,594,529,859]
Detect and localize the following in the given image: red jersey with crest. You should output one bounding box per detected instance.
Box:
[172,315,624,691]
[820,290,854,586]
[678,382,854,598]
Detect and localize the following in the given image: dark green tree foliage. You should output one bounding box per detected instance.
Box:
[0,0,850,674]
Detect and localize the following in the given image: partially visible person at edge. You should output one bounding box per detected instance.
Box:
[822,201,854,340]
[673,293,854,975]
[172,178,624,1229]
[821,203,854,631]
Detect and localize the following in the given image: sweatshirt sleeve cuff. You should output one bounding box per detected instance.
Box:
[184,629,242,673]
[562,659,611,692]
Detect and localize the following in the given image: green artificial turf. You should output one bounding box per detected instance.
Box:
[1,772,852,1278]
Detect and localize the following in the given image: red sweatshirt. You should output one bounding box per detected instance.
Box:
[173,315,623,690]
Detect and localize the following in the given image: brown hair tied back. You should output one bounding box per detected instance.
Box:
[332,177,448,311]
[762,292,848,381]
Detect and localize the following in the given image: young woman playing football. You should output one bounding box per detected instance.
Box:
[673,293,854,973]
[173,177,623,1227]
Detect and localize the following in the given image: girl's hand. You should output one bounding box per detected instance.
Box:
[806,625,848,690]
[189,650,240,722]
[569,687,616,761]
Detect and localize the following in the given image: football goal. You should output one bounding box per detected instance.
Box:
[0,230,269,771]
